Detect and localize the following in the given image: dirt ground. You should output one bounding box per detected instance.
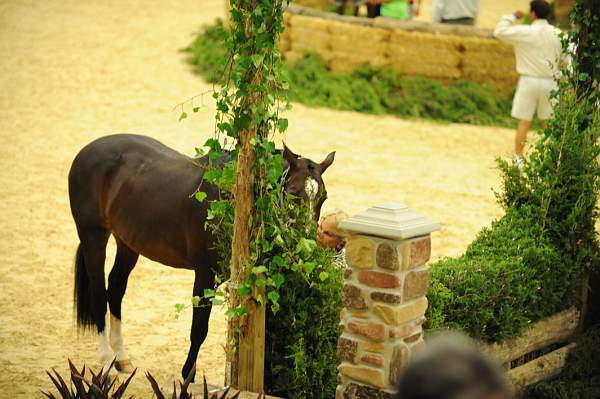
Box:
[0,0,529,397]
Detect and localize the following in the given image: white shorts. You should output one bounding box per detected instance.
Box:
[511,76,557,121]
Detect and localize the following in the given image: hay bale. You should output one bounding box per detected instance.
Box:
[293,0,330,9]
[328,51,389,71]
[328,54,367,73]
[290,27,331,53]
[461,52,515,70]
[329,36,389,59]
[289,14,331,34]
[387,45,461,68]
[328,20,390,42]
[460,37,513,53]
[284,50,331,64]
[279,37,291,53]
[389,30,463,51]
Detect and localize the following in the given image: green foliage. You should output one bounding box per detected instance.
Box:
[426,2,600,343]
[496,87,600,274]
[518,325,600,399]
[191,4,344,397]
[264,224,343,398]
[183,23,515,127]
[426,207,572,342]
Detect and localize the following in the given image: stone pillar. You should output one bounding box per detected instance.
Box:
[336,203,440,399]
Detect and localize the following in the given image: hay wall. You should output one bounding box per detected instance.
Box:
[281,5,519,90]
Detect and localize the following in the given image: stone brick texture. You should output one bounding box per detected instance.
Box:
[347,319,386,342]
[338,337,359,364]
[339,365,386,388]
[373,297,428,326]
[409,236,431,268]
[389,344,409,386]
[371,291,402,304]
[342,382,395,399]
[388,317,424,339]
[358,271,400,289]
[361,353,384,367]
[345,237,374,269]
[343,284,368,310]
[403,269,430,301]
[376,242,399,270]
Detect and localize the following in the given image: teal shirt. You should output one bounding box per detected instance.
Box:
[381,0,410,20]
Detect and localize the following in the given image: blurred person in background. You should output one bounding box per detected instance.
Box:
[394,332,513,399]
[366,0,419,20]
[493,0,563,167]
[334,0,362,16]
[432,0,479,25]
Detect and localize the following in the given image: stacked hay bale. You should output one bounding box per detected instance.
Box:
[460,37,519,89]
[387,30,462,79]
[328,21,390,72]
[282,6,519,90]
[293,0,331,10]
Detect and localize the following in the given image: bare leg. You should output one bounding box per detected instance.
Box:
[515,119,532,156]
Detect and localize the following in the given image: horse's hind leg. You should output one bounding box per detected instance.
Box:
[76,228,113,370]
[107,238,138,372]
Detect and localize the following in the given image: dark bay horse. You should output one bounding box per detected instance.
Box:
[68,134,334,379]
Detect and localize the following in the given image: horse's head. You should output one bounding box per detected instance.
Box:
[282,145,335,222]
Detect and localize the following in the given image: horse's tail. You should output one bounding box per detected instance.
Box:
[74,243,95,331]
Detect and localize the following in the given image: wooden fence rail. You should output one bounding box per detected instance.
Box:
[479,307,580,390]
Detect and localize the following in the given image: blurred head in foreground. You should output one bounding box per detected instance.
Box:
[318,209,348,251]
[395,332,513,399]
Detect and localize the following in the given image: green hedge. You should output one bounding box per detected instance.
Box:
[426,207,573,342]
[183,21,515,127]
[426,75,600,343]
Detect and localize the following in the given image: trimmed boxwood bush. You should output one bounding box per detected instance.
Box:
[426,206,573,342]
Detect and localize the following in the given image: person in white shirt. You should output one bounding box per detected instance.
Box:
[432,0,479,25]
[493,0,563,166]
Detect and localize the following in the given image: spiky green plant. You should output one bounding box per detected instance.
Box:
[42,359,136,399]
[145,364,266,399]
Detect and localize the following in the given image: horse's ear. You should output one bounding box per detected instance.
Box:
[319,151,335,173]
[283,144,299,170]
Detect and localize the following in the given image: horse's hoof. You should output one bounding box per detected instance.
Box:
[115,359,134,373]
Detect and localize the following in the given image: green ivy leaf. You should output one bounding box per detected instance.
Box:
[272,273,285,288]
[238,284,252,296]
[252,265,268,274]
[195,191,207,203]
[319,271,329,281]
[267,290,280,304]
[191,296,201,307]
[277,118,288,132]
[303,262,316,276]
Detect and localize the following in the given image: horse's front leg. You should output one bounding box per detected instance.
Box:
[181,268,214,380]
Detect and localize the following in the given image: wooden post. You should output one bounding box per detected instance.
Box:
[225,126,266,392]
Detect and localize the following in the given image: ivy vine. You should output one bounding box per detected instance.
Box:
[180,0,333,327]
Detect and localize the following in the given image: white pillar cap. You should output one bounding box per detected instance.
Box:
[339,203,440,240]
